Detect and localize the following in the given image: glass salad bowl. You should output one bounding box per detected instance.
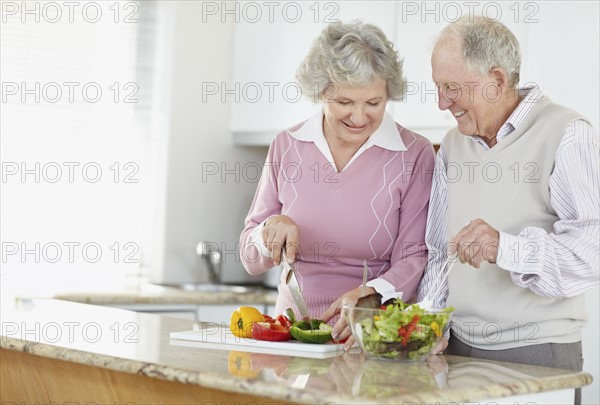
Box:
[343,301,454,361]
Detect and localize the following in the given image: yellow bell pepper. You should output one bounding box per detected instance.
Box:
[431,321,441,337]
[230,306,265,338]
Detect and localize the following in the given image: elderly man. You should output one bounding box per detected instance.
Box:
[418,16,599,404]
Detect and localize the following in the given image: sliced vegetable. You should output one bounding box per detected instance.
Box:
[276,314,292,329]
[285,308,296,324]
[431,321,441,337]
[251,321,291,342]
[399,315,421,346]
[230,306,265,338]
[289,320,333,344]
[262,314,275,323]
[281,308,331,344]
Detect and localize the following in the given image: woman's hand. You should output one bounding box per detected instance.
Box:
[430,337,449,355]
[262,215,299,265]
[327,352,365,393]
[320,286,376,350]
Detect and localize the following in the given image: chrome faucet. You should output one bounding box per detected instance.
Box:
[196,242,222,284]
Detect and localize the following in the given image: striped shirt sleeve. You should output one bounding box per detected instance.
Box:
[497,120,600,297]
[416,145,450,308]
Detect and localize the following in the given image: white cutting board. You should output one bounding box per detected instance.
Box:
[170,325,345,359]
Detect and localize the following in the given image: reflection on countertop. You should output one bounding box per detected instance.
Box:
[227,350,447,397]
[1,298,592,405]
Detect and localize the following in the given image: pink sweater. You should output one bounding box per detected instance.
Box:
[240,117,435,320]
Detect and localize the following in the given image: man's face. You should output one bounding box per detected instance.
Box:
[431,38,502,139]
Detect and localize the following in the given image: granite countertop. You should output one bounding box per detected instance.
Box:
[1,298,592,404]
[50,283,278,306]
[8,272,278,306]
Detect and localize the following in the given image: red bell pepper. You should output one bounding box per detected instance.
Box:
[399,315,421,346]
[251,322,291,342]
[276,314,292,329]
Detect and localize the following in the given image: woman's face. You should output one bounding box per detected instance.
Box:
[321,78,388,149]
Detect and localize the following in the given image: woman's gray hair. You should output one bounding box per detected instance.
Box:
[437,16,521,87]
[296,20,406,102]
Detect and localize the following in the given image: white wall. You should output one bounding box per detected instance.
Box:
[0,7,152,294]
[147,1,268,285]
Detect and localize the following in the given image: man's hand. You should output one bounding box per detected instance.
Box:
[262,215,299,265]
[448,219,499,268]
[320,286,377,350]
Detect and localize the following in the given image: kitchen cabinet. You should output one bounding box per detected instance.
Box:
[389,2,530,143]
[229,1,460,145]
[230,2,597,145]
[230,1,398,145]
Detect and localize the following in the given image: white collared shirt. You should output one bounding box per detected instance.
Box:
[467,85,542,149]
[287,109,407,172]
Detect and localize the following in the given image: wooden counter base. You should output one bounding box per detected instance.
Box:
[0,348,289,404]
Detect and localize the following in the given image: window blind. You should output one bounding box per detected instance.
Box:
[0,1,168,293]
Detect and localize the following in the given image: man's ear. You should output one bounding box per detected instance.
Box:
[489,67,509,89]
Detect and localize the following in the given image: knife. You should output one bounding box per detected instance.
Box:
[361,259,369,297]
[281,251,310,321]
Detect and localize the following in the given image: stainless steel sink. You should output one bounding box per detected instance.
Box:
[142,283,255,294]
[179,283,253,293]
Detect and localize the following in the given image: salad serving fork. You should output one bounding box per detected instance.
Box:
[408,253,458,311]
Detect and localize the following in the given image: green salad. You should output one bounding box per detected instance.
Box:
[357,299,454,360]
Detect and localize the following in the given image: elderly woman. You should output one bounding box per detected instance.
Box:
[240,21,435,344]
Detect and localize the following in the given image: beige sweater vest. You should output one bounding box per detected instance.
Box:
[445,96,587,350]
